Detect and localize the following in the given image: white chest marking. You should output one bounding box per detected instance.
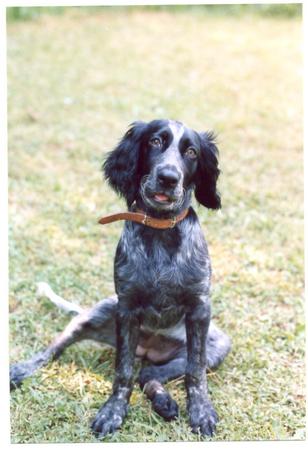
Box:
[141,318,186,343]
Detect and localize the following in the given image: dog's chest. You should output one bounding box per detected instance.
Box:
[115,223,210,323]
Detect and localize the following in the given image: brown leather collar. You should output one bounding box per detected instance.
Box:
[98,208,189,229]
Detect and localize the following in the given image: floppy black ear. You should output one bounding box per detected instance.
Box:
[103,121,146,207]
[194,131,221,209]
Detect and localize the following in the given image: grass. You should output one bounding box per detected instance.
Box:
[6,4,302,22]
[8,6,304,443]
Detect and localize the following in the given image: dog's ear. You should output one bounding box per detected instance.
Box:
[194,131,221,209]
[103,121,146,207]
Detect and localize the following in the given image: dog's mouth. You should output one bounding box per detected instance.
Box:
[152,193,172,204]
[146,191,184,210]
[140,176,185,211]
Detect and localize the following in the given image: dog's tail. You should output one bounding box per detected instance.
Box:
[36,282,84,315]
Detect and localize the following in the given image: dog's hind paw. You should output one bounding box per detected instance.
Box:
[152,392,179,421]
[10,363,30,390]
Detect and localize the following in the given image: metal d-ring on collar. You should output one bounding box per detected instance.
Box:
[142,213,148,226]
[170,217,177,228]
[142,211,176,228]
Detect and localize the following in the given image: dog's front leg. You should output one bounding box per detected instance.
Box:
[91,309,139,438]
[185,301,218,437]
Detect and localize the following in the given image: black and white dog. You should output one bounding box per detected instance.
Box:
[10,119,231,438]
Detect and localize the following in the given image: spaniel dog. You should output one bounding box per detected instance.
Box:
[10,119,231,438]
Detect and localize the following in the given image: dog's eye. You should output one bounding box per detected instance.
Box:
[150,137,162,148]
[185,147,197,159]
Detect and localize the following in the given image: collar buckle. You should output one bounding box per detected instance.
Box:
[142,213,148,225]
[170,217,177,228]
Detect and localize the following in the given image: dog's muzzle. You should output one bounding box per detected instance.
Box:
[140,162,185,210]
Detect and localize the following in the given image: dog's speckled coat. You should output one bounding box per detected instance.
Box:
[10,120,231,438]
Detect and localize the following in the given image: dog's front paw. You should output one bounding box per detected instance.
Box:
[91,395,128,438]
[188,396,218,437]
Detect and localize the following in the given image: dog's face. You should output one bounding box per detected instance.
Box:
[139,120,201,212]
[104,119,221,212]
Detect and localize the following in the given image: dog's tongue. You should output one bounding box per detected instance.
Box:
[155,193,169,202]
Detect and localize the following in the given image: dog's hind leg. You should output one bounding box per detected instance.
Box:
[10,285,118,390]
[138,356,187,421]
[137,322,231,421]
[206,322,231,370]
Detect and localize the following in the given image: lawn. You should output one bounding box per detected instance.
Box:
[8,6,304,443]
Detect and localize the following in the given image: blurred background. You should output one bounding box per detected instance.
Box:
[6,3,302,21]
[8,4,304,444]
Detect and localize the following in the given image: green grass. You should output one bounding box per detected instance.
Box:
[6,4,302,22]
[8,7,304,443]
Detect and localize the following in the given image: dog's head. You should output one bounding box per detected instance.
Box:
[103,119,221,212]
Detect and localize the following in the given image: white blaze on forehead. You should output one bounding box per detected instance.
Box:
[168,120,185,145]
[157,120,185,176]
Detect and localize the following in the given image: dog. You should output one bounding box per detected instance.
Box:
[10,119,231,438]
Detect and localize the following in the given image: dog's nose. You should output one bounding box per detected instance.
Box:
[157,168,180,188]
